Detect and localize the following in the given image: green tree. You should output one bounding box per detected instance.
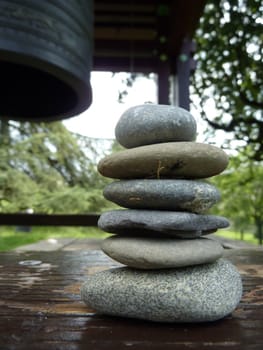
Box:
[211,153,263,245]
[193,0,263,160]
[0,120,112,213]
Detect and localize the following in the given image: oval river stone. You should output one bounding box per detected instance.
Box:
[98,142,229,179]
[98,209,229,237]
[115,104,197,148]
[103,179,220,213]
[101,236,224,269]
[81,258,243,323]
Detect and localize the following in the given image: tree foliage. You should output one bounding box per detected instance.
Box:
[193,0,263,160]
[210,153,263,244]
[0,120,113,213]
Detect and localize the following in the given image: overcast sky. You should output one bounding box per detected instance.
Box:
[63,72,158,140]
[63,71,231,149]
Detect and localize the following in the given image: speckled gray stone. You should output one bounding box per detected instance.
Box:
[103,179,220,213]
[115,104,197,148]
[81,258,243,323]
[97,142,229,179]
[98,210,229,238]
[101,236,224,269]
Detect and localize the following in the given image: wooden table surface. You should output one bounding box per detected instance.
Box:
[0,249,262,350]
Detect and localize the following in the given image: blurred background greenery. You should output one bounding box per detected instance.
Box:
[0,0,262,250]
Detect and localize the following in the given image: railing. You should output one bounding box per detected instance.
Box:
[0,213,99,226]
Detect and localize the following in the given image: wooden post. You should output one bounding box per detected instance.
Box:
[157,61,170,105]
[172,38,196,110]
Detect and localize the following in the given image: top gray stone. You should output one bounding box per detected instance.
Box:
[115,104,197,148]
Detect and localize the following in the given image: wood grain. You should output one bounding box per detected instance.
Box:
[0,250,262,350]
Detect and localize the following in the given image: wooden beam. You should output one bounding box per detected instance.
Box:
[93,57,158,73]
[167,0,207,56]
[94,2,155,13]
[95,14,155,26]
[94,27,157,41]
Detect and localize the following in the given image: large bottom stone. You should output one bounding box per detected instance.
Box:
[81,259,242,323]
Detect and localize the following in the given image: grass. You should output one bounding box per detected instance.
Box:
[0,226,260,252]
[0,226,108,252]
[215,229,259,245]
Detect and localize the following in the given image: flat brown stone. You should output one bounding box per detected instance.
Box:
[98,142,228,179]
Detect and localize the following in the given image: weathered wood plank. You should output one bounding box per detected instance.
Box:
[0,250,262,350]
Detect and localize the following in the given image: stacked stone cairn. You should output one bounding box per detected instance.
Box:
[81,104,242,323]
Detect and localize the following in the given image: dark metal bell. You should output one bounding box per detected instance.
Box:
[0,0,93,122]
